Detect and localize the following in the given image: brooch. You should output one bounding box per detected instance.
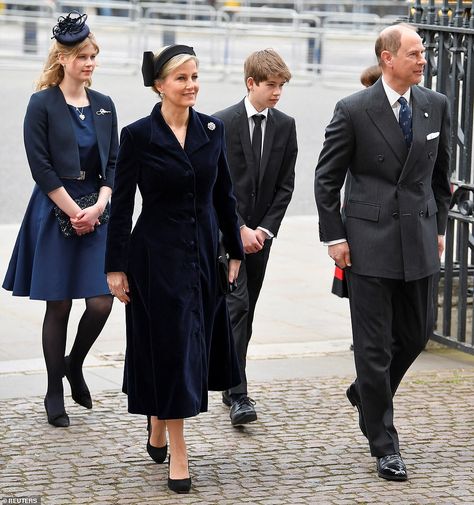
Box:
[96,108,111,115]
[207,122,216,131]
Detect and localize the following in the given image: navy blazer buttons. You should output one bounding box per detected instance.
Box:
[377,155,384,162]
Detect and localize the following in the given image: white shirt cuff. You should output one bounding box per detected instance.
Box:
[323,239,347,246]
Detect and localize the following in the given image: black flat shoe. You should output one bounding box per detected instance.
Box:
[44,397,69,428]
[167,457,191,494]
[64,355,92,409]
[346,385,367,438]
[376,454,408,481]
[146,416,167,464]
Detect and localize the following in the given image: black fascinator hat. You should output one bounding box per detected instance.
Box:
[142,45,196,87]
[52,11,90,46]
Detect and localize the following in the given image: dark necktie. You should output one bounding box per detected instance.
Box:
[398,97,412,148]
[251,114,264,171]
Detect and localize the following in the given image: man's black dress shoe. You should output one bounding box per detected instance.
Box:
[44,397,70,428]
[64,355,92,409]
[167,457,191,494]
[222,391,232,407]
[230,396,257,426]
[146,416,167,464]
[376,454,408,481]
[346,385,367,438]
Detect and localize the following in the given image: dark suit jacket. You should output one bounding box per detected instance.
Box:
[23,85,118,194]
[213,99,297,236]
[315,79,451,281]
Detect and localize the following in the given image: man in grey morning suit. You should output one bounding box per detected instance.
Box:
[214,49,297,427]
[314,24,451,480]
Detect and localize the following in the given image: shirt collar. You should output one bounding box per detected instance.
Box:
[381,76,411,108]
[244,96,268,119]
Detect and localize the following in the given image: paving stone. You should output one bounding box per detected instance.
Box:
[1,371,473,504]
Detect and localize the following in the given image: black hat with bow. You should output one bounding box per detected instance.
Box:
[51,11,90,46]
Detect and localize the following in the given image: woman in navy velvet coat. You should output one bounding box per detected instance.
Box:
[105,45,243,493]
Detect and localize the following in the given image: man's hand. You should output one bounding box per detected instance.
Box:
[241,226,265,254]
[438,235,445,259]
[328,242,352,269]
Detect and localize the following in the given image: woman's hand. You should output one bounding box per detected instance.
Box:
[107,271,130,304]
[70,205,102,235]
[228,259,241,284]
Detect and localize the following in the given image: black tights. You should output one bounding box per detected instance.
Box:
[42,295,113,413]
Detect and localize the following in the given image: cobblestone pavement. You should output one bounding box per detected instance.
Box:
[1,370,473,505]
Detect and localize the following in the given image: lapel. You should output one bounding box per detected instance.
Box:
[397,85,431,182]
[87,89,111,173]
[259,108,275,187]
[235,100,256,176]
[150,103,209,165]
[366,79,408,165]
[51,86,81,167]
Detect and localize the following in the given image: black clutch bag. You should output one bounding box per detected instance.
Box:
[53,192,109,238]
[217,239,237,295]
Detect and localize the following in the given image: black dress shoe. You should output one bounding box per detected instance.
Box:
[146,416,167,464]
[376,454,408,481]
[64,355,92,409]
[346,385,367,438]
[44,397,70,428]
[167,457,191,494]
[230,396,257,426]
[222,391,232,407]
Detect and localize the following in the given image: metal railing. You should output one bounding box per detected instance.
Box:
[409,0,474,354]
[0,0,404,77]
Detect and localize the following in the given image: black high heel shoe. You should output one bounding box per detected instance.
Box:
[167,456,191,494]
[64,355,92,409]
[146,416,167,464]
[44,397,70,428]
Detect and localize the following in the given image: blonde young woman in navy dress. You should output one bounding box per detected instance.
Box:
[3,13,118,428]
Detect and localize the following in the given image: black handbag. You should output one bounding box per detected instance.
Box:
[53,192,109,238]
[217,239,237,295]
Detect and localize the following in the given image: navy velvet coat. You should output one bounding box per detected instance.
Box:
[105,103,244,419]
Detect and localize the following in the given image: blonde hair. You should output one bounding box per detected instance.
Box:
[36,34,99,91]
[152,47,199,97]
[244,49,291,90]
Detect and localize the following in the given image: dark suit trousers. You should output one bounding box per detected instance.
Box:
[226,240,272,395]
[346,271,435,457]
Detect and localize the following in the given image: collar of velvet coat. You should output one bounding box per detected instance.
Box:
[366,78,431,182]
[149,102,210,157]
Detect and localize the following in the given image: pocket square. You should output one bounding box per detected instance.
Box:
[426,132,440,140]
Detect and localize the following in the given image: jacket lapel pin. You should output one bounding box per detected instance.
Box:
[424,112,429,117]
[96,108,111,115]
[207,122,216,130]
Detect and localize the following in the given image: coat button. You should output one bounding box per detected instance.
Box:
[392,212,399,219]
[251,192,255,197]
[419,210,425,217]
[377,155,384,161]
[187,192,194,199]
[190,217,195,223]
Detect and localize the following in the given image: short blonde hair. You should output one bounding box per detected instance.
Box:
[152,47,199,96]
[36,34,99,91]
[244,49,291,90]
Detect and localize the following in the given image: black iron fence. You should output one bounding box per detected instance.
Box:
[409,0,474,353]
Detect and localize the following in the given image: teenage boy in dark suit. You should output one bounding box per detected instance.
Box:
[214,49,298,426]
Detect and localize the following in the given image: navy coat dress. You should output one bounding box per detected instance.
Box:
[105,103,244,419]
